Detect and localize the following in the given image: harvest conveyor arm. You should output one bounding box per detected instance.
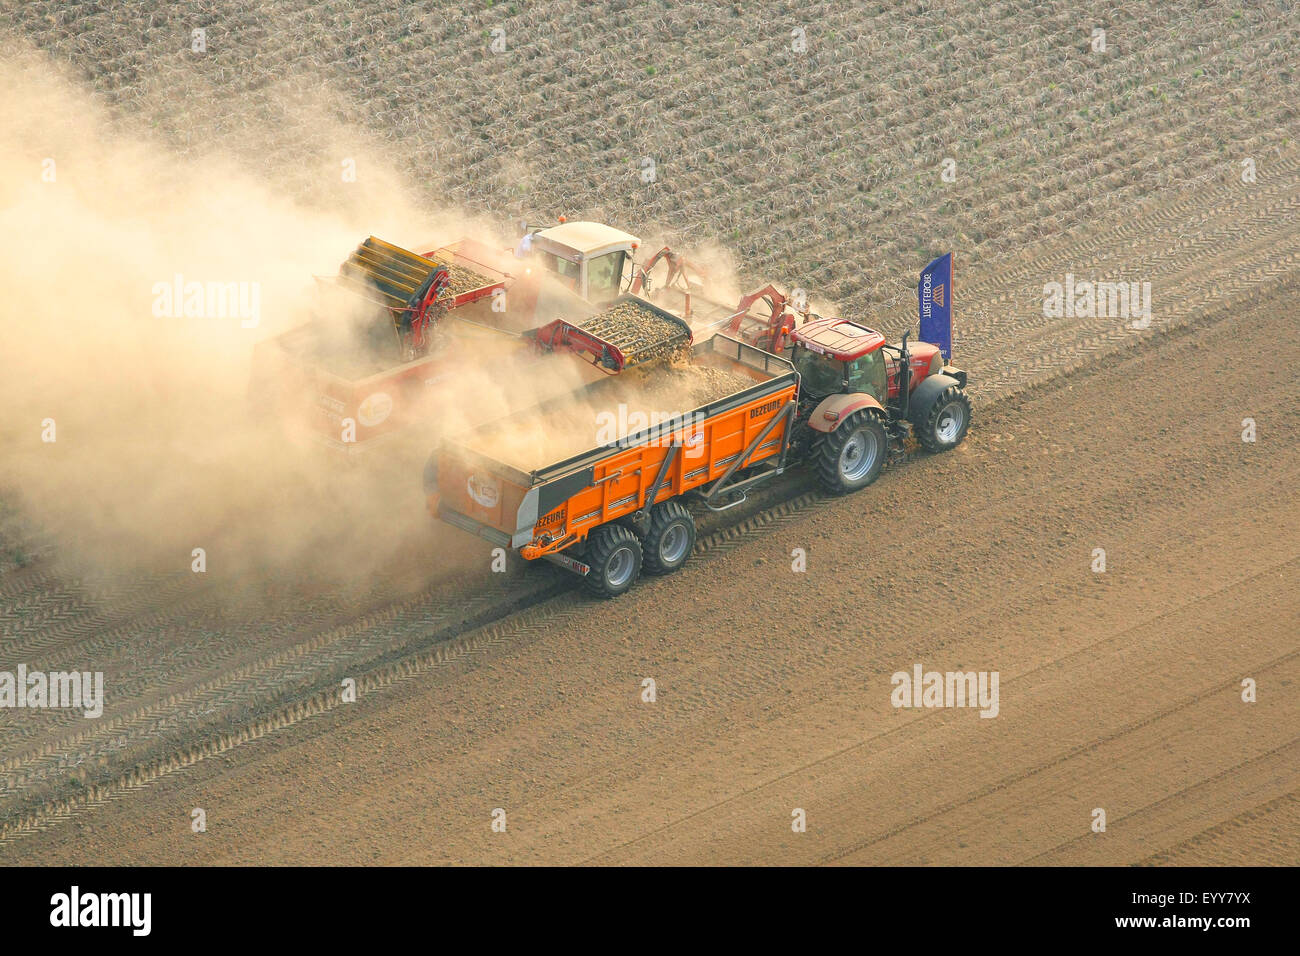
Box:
[325,236,506,358]
[525,295,693,372]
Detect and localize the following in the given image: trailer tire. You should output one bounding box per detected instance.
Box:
[913,385,971,453]
[583,525,643,598]
[642,500,696,575]
[817,410,887,495]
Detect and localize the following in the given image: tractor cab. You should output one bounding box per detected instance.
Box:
[787,316,947,406]
[788,318,889,402]
[526,220,641,306]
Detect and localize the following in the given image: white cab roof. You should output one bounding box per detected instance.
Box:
[534,221,641,259]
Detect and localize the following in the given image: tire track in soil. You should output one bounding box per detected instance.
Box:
[1133,790,1300,867]
[1019,739,1300,866]
[817,647,1300,866]
[566,557,1300,866]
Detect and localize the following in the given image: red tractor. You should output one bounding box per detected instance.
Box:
[624,251,970,495]
[752,254,970,494]
[784,316,970,493]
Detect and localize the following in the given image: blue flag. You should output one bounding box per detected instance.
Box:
[918,253,953,361]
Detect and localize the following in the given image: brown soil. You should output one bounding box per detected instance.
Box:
[3,270,1296,866]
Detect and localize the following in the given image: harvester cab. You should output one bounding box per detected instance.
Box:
[515,219,700,373]
[521,219,643,307]
[520,218,719,325]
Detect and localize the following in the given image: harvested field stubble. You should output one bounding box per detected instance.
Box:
[5,2,1290,324]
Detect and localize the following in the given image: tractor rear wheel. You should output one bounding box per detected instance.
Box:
[817,411,887,494]
[642,500,696,575]
[583,524,643,598]
[913,385,971,453]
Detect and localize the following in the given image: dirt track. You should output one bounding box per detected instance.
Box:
[4,252,1296,864]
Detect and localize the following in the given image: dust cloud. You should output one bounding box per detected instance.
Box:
[0,52,567,597]
[0,48,769,603]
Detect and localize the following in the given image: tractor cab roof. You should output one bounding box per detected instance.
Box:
[533,221,641,261]
[790,317,886,361]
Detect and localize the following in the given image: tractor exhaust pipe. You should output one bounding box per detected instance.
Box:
[899,328,911,423]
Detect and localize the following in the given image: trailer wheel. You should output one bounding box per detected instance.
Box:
[817,411,887,494]
[583,525,643,598]
[642,500,696,575]
[914,386,971,453]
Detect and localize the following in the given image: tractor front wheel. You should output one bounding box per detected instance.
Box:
[642,500,696,575]
[817,411,887,494]
[583,524,643,598]
[914,385,971,453]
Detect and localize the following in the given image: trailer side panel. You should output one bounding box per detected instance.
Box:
[434,337,797,555]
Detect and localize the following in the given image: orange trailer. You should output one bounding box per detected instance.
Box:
[428,336,798,596]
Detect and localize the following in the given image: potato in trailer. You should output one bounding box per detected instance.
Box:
[428,336,800,596]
